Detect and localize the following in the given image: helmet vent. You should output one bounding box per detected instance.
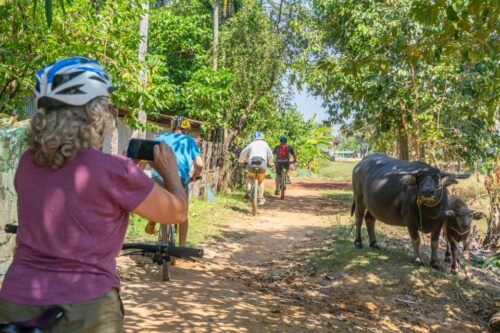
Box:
[57,85,85,95]
[90,76,106,84]
[52,71,85,90]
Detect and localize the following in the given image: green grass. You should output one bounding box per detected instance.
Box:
[315,159,356,182]
[322,189,354,203]
[126,189,247,247]
[292,160,356,182]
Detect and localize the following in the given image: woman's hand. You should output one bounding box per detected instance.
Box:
[151,143,178,179]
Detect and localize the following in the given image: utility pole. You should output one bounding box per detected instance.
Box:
[135,0,149,139]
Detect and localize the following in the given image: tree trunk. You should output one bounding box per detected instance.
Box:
[410,132,421,160]
[419,142,426,160]
[274,0,284,29]
[222,0,227,22]
[397,120,409,161]
[218,129,239,191]
[213,0,219,70]
[482,164,499,248]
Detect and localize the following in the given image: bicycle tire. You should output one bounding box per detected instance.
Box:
[252,177,258,216]
[280,171,286,200]
[158,225,171,281]
[170,225,177,266]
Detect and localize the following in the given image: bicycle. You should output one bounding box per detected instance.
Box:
[277,164,287,200]
[154,176,201,281]
[0,223,203,333]
[276,161,296,200]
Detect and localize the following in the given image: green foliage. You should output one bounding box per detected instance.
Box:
[0,0,152,123]
[1,0,334,173]
[337,137,360,152]
[483,255,500,270]
[303,0,499,166]
[148,0,287,142]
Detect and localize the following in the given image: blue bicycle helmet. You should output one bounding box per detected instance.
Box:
[253,131,264,140]
[280,135,287,143]
[35,57,116,108]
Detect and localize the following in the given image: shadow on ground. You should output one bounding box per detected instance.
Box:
[118,180,498,333]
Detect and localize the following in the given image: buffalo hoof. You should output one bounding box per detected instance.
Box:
[369,242,381,250]
[430,260,441,270]
[412,257,424,266]
[444,256,451,263]
[354,242,363,249]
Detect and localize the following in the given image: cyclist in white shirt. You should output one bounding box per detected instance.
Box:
[238,131,274,205]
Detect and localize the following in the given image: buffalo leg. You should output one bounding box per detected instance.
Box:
[463,239,472,278]
[365,211,379,249]
[429,227,441,270]
[354,199,365,249]
[408,226,423,265]
[444,237,451,263]
[449,238,458,274]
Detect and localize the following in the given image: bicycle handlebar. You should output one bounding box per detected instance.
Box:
[4,224,203,258]
[123,243,204,258]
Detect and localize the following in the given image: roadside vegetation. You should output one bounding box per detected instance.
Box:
[127,189,247,246]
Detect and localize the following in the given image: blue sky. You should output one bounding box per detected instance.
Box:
[293,87,329,123]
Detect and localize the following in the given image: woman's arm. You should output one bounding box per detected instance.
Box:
[133,184,186,225]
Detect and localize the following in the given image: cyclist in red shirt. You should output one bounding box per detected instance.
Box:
[273,136,297,195]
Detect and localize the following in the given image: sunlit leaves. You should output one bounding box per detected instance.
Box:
[304,0,498,165]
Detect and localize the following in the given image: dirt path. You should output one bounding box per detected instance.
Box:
[118,182,344,333]
[118,182,497,333]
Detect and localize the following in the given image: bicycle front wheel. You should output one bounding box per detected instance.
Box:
[158,224,174,281]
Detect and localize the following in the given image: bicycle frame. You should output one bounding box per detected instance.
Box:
[157,223,178,281]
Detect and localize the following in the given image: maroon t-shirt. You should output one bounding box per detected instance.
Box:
[0,149,154,305]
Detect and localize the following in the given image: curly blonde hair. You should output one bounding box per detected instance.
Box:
[26,97,115,169]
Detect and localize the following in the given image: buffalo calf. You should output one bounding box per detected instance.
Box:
[444,195,486,277]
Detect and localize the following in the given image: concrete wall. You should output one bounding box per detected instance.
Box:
[0,122,27,277]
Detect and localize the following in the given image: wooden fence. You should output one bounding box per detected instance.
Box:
[188,140,226,198]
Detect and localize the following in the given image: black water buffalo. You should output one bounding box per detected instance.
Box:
[351,153,470,268]
[444,195,486,277]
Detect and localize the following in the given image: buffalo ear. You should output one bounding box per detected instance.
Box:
[442,176,458,187]
[472,211,486,220]
[401,174,416,186]
[445,210,456,218]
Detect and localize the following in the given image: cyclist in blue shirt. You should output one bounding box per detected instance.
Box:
[146,116,204,247]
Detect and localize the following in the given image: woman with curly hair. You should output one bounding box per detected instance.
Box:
[0,57,187,332]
